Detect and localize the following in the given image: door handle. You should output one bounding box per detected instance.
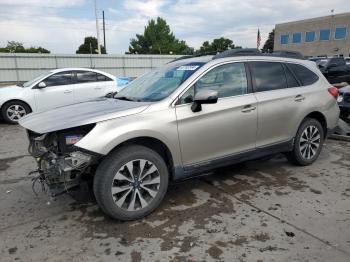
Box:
[241,105,257,113]
[94,87,102,90]
[294,94,305,102]
[64,90,72,94]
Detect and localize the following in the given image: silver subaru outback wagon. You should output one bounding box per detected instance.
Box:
[20,50,340,221]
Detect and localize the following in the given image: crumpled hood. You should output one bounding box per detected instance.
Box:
[19,98,151,134]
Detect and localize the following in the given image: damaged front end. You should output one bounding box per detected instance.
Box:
[27,124,100,197]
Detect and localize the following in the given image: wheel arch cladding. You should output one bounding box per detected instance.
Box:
[304,111,327,138]
[110,136,175,180]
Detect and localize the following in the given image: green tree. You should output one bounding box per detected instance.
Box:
[25,46,50,53]
[128,17,193,55]
[0,41,50,53]
[199,37,238,53]
[76,36,106,54]
[5,41,25,53]
[262,29,275,53]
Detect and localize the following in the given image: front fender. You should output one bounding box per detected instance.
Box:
[75,108,182,167]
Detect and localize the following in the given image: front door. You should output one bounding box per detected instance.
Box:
[175,62,258,167]
[34,71,75,112]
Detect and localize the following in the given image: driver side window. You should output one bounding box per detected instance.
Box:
[43,71,73,87]
[178,63,248,104]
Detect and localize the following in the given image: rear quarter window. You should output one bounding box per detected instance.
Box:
[287,63,319,86]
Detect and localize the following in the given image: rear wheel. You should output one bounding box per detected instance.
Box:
[1,101,31,124]
[286,118,324,166]
[93,145,169,221]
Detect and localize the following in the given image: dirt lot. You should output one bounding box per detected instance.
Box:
[0,123,350,261]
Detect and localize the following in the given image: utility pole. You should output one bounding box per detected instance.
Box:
[94,0,101,54]
[102,10,106,53]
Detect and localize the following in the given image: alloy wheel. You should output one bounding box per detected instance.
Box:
[299,125,321,160]
[6,104,27,121]
[111,159,160,211]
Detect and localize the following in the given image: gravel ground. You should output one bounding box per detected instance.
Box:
[0,122,350,261]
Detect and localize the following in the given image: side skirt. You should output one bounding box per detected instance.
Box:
[173,139,294,181]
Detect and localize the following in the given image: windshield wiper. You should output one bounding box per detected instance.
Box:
[114,96,135,101]
[16,83,24,87]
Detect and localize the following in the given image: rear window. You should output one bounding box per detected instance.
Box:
[287,63,319,86]
[330,58,345,66]
[250,62,287,92]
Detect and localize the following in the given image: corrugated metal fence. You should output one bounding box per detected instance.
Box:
[0,53,181,83]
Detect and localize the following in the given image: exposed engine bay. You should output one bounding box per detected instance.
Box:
[27,124,99,197]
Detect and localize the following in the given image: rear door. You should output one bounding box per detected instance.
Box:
[34,71,75,112]
[73,71,107,103]
[250,61,306,147]
[175,62,258,166]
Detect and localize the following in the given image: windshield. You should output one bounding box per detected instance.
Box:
[21,72,51,87]
[115,62,204,102]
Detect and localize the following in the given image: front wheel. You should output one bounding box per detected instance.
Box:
[1,101,31,124]
[286,118,324,166]
[93,145,169,221]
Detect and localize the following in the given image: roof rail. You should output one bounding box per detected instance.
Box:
[168,52,217,63]
[169,49,305,63]
[271,50,305,59]
[212,48,261,59]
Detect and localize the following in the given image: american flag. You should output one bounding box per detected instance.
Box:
[257,29,261,49]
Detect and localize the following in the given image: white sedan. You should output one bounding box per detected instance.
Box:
[0,68,122,124]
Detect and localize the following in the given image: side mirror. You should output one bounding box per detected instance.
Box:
[37,82,46,89]
[191,90,218,112]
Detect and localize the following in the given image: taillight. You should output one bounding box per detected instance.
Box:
[328,87,338,100]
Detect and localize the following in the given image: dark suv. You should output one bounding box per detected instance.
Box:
[318,57,350,84]
[338,85,350,118]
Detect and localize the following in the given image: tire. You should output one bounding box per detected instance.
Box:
[286,118,324,166]
[93,145,169,221]
[1,101,31,124]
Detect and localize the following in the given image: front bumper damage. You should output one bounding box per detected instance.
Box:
[27,126,99,197]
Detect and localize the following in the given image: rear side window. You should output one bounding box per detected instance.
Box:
[250,62,287,92]
[75,71,112,83]
[76,71,97,83]
[283,64,300,88]
[287,63,319,86]
[97,73,113,81]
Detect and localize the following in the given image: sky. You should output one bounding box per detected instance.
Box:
[0,0,349,54]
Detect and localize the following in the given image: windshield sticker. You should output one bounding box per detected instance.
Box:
[177,65,199,71]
